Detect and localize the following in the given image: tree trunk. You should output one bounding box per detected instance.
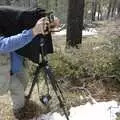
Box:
[66,0,85,47]
[107,0,112,19]
[5,0,11,5]
[30,0,38,8]
[98,2,103,20]
[45,0,49,9]
[55,0,58,11]
[0,0,6,5]
[111,0,117,17]
[10,0,37,8]
[97,3,100,20]
[92,0,97,21]
[117,0,120,17]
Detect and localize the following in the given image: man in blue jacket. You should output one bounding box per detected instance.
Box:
[0,16,60,118]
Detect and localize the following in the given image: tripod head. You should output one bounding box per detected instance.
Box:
[44,11,66,33]
[39,12,65,63]
[46,11,55,23]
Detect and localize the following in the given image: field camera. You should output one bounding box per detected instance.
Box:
[45,11,65,32]
[47,11,55,23]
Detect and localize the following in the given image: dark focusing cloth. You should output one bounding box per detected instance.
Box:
[0,6,53,64]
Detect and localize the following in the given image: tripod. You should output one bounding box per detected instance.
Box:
[26,36,69,120]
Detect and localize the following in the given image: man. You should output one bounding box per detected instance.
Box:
[0,14,60,118]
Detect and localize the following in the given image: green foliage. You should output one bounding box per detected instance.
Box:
[116,113,120,120]
[49,36,120,81]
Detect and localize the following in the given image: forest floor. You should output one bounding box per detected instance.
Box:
[52,19,120,102]
[0,19,120,120]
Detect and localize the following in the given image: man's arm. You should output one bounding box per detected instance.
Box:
[0,29,33,53]
[0,16,49,53]
[0,16,60,54]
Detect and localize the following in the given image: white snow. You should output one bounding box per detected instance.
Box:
[32,101,120,120]
[53,28,97,36]
[53,29,66,36]
[82,28,97,36]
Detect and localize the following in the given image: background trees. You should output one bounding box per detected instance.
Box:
[0,0,119,23]
[0,0,119,47]
[117,0,120,17]
[0,0,37,7]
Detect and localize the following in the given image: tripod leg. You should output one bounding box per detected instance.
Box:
[44,65,65,101]
[44,65,70,120]
[26,65,41,101]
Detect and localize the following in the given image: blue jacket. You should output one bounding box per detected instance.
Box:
[0,29,33,73]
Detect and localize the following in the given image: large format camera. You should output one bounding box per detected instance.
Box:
[0,6,54,64]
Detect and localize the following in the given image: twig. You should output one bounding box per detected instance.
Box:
[69,86,97,104]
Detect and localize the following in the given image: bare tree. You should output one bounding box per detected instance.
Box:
[97,2,102,20]
[117,0,120,17]
[111,0,117,17]
[92,0,97,21]
[107,0,113,19]
[5,0,11,5]
[45,0,49,9]
[55,0,58,11]
[10,0,37,8]
[66,0,85,47]
[0,0,11,5]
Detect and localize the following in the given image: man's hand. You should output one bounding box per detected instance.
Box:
[32,16,60,36]
[32,17,49,36]
[48,16,61,32]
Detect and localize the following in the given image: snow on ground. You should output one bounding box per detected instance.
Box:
[32,101,120,120]
[53,28,97,36]
[82,28,97,36]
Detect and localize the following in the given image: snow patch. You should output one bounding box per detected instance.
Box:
[53,28,97,36]
[32,101,120,120]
